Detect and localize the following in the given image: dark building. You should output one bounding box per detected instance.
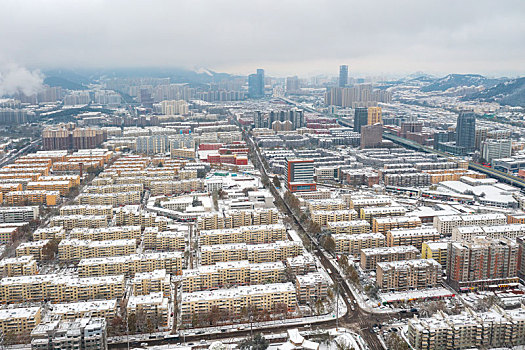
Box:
[353,107,368,133]
[339,65,348,87]
[248,69,265,98]
[456,112,476,151]
[360,124,383,149]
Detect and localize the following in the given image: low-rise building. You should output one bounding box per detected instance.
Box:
[333,232,385,256]
[16,240,51,261]
[127,292,170,328]
[434,213,507,235]
[58,239,136,263]
[407,307,525,350]
[0,255,38,276]
[78,252,183,277]
[200,241,303,265]
[377,259,442,291]
[0,274,125,303]
[31,317,107,350]
[421,240,449,268]
[295,272,329,304]
[386,227,440,250]
[182,260,285,293]
[360,246,419,271]
[180,282,296,325]
[0,307,41,343]
[327,220,370,235]
[372,216,421,233]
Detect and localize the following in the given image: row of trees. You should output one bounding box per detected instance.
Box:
[185,303,291,329]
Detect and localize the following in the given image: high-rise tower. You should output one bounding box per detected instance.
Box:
[339,65,348,87]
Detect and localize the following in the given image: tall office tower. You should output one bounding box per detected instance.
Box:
[254,111,265,129]
[353,107,368,133]
[360,124,383,149]
[286,76,300,93]
[248,69,265,98]
[339,65,348,87]
[285,158,316,192]
[289,110,305,130]
[367,107,382,125]
[456,112,476,151]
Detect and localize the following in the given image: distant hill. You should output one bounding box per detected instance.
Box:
[463,77,525,107]
[44,76,88,90]
[421,74,503,92]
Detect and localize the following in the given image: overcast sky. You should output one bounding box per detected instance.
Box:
[0,0,524,78]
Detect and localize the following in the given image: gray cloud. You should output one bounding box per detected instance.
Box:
[0,0,523,77]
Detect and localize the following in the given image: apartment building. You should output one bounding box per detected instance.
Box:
[377,259,442,291]
[197,208,279,230]
[59,205,113,218]
[286,253,318,275]
[180,282,297,325]
[70,226,141,241]
[333,232,385,256]
[0,274,125,303]
[452,224,525,241]
[386,227,440,250]
[131,269,171,297]
[434,213,507,235]
[49,300,117,321]
[372,216,421,233]
[0,225,20,243]
[143,228,185,251]
[16,240,51,261]
[295,272,329,304]
[31,317,107,350]
[77,191,141,206]
[199,224,287,245]
[360,206,406,223]
[421,241,449,268]
[327,220,370,235]
[360,246,420,271]
[348,196,392,211]
[407,307,525,350]
[0,206,39,223]
[447,237,519,291]
[78,252,183,277]
[84,183,143,194]
[27,180,72,196]
[58,239,136,263]
[127,292,170,328]
[307,199,346,212]
[0,255,38,277]
[200,241,302,265]
[50,215,108,230]
[311,209,358,226]
[32,227,66,241]
[113,206,168,230]
[0,307,41,342]
[182,260,285,293]
[5,190,59,206]
[149,179,204,196]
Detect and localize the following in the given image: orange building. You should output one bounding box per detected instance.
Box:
[5,190,58,206]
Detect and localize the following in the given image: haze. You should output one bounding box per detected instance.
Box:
[1,0,524,77]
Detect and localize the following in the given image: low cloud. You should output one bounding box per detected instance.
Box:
[0,63,44,96]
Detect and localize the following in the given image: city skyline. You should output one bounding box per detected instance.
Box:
[0,0,524,78]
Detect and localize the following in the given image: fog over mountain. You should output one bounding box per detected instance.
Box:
[0,0,523,77]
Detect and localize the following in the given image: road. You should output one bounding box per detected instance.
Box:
[241,126,406,349]
[0,138,41,168]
